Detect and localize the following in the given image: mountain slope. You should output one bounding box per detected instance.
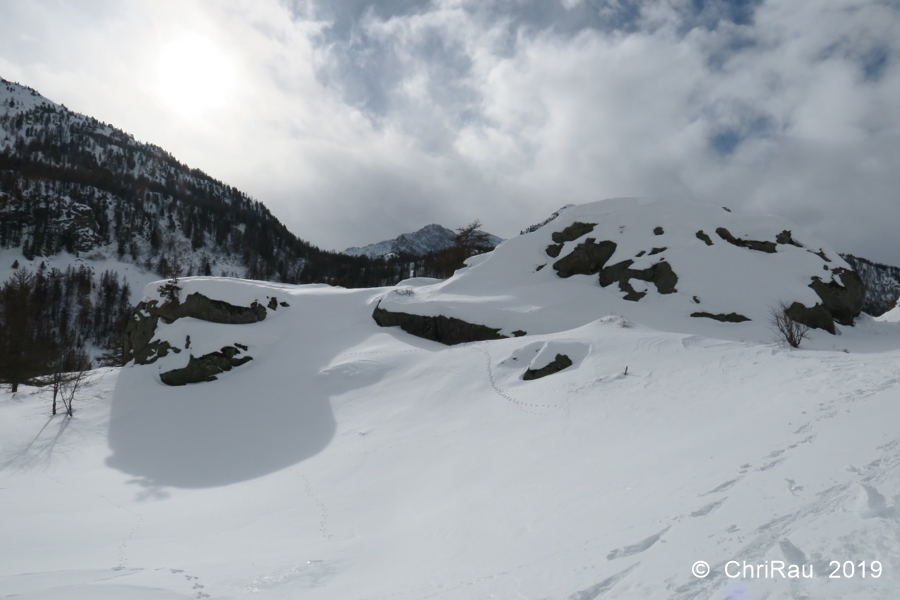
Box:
[0,77,402,288]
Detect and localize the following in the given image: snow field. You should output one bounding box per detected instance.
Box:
[3,277,900,599]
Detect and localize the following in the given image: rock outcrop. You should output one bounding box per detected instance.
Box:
[124,292,267,365]
[551,222,596,244]
[159,346,253,386]
[523,354,573,380]
[715,227,777,253]
[690,312,751,323]
[552,239,618,278]
[372,303,506,345]
[809,268,866,326]
[599,260,678,301]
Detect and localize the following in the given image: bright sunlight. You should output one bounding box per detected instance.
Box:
[156,33,236,118]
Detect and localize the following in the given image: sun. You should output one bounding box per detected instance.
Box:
[156,34,236,118]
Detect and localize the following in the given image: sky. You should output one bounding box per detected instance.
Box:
[0,0,898,263]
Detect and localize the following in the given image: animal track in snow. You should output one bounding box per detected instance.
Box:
[299,472,333,540]
[474,346,562,415]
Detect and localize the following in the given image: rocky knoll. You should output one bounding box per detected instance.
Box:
[371,199,867,345]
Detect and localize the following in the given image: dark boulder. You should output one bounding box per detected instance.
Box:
[552,238,617,278]
[545,243,563,258]
[696,230,714,246]
[551,222,596,244]
[715,227,777,253]
[690,312,751,323]
[775,230,803,247]
[599,260,678,301]
[372,303,506,345]
[785,302,836,334]
[523,354,573,380]
[809,268,866,326]
[159,346,253,386]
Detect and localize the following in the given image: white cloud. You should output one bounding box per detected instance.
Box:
[0,0,898,262]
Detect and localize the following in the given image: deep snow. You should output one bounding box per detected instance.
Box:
[3,199,900,599]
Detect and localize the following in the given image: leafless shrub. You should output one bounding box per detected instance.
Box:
[394,287,415,296]
[770,301,809,348]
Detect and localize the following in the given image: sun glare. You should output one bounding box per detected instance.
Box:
[156,34,236,118]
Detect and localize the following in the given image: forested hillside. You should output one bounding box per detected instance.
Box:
[0,77,458,288]
[840,254,900,317]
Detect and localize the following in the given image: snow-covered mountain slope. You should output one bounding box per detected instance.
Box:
[344,223,503,258]
[3,269,900,599]
[377,197,866,345]
[1,76,403,288]
[841,254,900,317]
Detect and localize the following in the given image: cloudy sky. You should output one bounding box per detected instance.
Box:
[0,0,898,262]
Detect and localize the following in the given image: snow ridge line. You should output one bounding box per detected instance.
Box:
[473,346,563,415]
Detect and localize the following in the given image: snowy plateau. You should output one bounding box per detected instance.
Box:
[3,198,900,600]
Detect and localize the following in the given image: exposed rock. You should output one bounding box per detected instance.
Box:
[653,226,664,235]
[545,243,563,258]
[715,227,777,253]
[696,230,714,246]
[535,264,546,272]
[268,297,278,310]
[124,293,267,364]
[159,346,253,386]
[280,301,290,307]
[811,248,831,262]
[372,303,506,345]
[779,269,865,334]
[512,330,527,337]
[785,302,835,334]
[776,230,803,247]
[649,247,666,256]
[551,222,596,244]
[552,238,617,278]
[599,260,678,301]
[809,268,866,326]
[523,354,573,381]
[690,311,751,323]
[635,250,646,257]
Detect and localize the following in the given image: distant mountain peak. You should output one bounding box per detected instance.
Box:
[344,223,503,259]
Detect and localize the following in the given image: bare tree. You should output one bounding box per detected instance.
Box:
[59,367,89,417]
[454,220,493,260]
[45,341,90,416]
[770,301,809,348]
